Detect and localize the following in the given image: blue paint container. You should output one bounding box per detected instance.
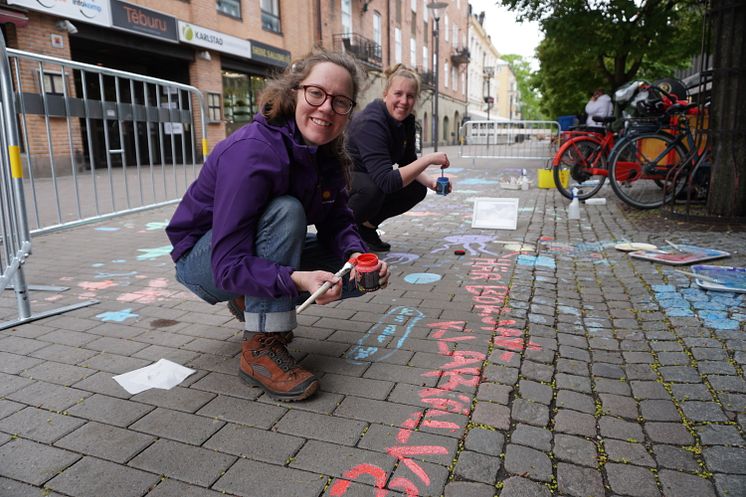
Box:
[436,176,450,196]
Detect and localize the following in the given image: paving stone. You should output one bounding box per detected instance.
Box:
[639,399,681,421]
[0,375,38,402]
[483,364,519,385]
[708,375,746,393]
[555,373,592,393]
[695,424,745,446]
[553,434,597,467]
[605,439,655,467]
[273,409,366,446]
[558,358,589,376]
[605,462,660,497]
[6,381,92,411]
[130,386,215,413]
[66,393,154,427]
[54,421,155,463]
[714,474,746,497]
[0,351,44,373]
[476,382,512,404]
[511,398,549,427]
[290,439,394,478]
[556,390,595,414]
[0,438,79,485]
[671,383,714,402]
[600,393,639,419]
[599,416,644,441]
[644,421,694,445]
[625,364,658,380]
[592,362,625,379]
[472,401,510,430]
[144,479,225,497]
[0,399,23,420]
[500,476,552,497]
[0,476,58,497]
[503,444,552,482]
[129,439,236,487]
[702,446,746,474]
[659,366,701,383]
[203,423,304,464]
[720,393,746,412]
[520,361,554,382]
[658,469,717,497]
[556,462,605,497]
[47,456,159,497]
[630,380,669,400]
[553,410,596,437]
[443,481,495,497]
[453,450,500,484]
[680,401,729,422]
[595,377,632,396]
[391,458,449,496]
[214,458,326,497]
[0,406,85,443]
[518,379,553,404]
[510,424,552,452]
[464,427,504,456]
[653,445,700,472]
[197,395,286,428]
[358,424,457,465]
[129,407,224,445]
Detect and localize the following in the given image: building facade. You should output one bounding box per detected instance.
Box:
[1,0,476,153]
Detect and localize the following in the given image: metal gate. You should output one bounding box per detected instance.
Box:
[459,120,561,160]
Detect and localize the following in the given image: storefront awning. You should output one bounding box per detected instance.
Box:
[0,8,29,28]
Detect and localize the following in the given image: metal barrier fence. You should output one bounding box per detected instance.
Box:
[0,34,98,328]
[459,120,561,160]
[7,46,207,235]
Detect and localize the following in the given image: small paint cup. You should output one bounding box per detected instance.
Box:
[436,176,450,196]
[354,253,381,293]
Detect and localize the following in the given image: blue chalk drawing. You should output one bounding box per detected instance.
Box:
[96,308,139,322]
[137,245,172,261]
[558,305,581,316]
[382,253,420,265]
[95,227,120,232]
[146,220,169,231]
[446,167,464,173]
[460,178,499,185]
[455,189,480,194]
[652,284,745,330]
[516,255,556,269]
[347,306,424,364]
[404,273,442,284]
[432,235,498,256]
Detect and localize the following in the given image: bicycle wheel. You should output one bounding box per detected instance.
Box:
[554,137,607,200]
[608,131,688,209]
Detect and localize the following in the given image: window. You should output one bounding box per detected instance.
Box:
[395,0,402,23]
[395,28,402,63]
[444,61,449,88]
[411,0,417,11]
[207,92,222,122]
[341,0,351,35]
[444,15,448,42]
[410,38,416,67]
[217,0,241,18]
[423,45,428,71]
[42,71,65,95]
[411,11,416,36]
[373,12,381,47]
[261,0,281,32]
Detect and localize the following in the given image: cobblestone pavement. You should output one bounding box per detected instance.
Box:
[0,146,744,497]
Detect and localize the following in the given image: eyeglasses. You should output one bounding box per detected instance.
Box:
[298,85,356,115]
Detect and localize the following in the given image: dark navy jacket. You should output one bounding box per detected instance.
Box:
[166,113,365,300]
[346,99,417,194]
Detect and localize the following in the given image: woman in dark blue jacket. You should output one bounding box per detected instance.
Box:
[166,50,389,401]
[346,64,451,251]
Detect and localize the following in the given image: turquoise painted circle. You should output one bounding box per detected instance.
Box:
[404,273,442,284]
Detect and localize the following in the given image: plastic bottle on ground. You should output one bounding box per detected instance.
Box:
[568,188,580,219]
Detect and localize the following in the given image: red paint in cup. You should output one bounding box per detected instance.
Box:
[354,253,381,292]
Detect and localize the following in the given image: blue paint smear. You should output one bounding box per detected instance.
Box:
[96,308,139,322]
[460,178,499,185]
[516,255,556,269]
[137,245,172,260]
[404,273,442,284]
[95,227,120,232]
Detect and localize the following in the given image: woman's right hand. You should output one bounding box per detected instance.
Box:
[291,270,342,305]
[426,152,450,169]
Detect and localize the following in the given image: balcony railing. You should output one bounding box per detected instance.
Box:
[332,33,382,69]
[450,47,471,66]
[419,69,435,89]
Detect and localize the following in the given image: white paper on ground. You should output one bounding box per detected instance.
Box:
[113,358,195,394]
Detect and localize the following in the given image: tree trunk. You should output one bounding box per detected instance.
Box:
[707,0,746,217]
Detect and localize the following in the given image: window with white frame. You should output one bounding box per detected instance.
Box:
[395,28,402,63]
[444,15,449,42]
[217,0,241,18]
[261,0,280,32]
[373,12,381,47]
[207,92,222,122]
[410,38,416,66]
[411,0,417,11]
[444,61,449,88]
[423,45,428,71]
[42,71,65,95]
[341,0,352,35]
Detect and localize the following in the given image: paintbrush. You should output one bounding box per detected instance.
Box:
[674,270,727,285]
[296,259,356,314]
[665,240,686,253]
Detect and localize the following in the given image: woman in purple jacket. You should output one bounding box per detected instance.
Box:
[166,50,389,402]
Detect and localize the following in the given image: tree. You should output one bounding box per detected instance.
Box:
[500,54,545,120]
[501,0,703,118]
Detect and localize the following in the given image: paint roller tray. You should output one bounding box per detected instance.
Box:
[690,265,746,293]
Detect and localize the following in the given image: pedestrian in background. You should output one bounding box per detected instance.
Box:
[584,87,613,127]
[346,63,451,252]
[166,50,389,402]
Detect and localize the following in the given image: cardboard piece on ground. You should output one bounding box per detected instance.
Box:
[629,244,730,266]
[113,358,195,394]
[472,197,519,230]
[690,265,746,293]
[615,242,658,252]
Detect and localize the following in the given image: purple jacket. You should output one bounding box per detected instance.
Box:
[166,113,366,300]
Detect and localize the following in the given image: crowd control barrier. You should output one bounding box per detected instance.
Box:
[459,120,561,160]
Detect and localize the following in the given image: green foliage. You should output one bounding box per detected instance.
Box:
[500,54,545,120]
[501,0,705,118]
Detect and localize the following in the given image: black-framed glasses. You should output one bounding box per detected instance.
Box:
[298,85,356,115]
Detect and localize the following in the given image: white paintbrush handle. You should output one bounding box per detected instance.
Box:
[296,263,354,314]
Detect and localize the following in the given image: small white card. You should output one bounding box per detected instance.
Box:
[471,197,519,230]
[113,359,195,394]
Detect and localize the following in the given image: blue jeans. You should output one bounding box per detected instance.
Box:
[174,196,360,332]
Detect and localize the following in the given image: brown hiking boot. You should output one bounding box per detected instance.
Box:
[239,332,318,401]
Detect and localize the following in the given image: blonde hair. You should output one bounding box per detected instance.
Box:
[383,63,421,98]
[258,49,365,185]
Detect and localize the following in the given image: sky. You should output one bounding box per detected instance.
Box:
[467,0,543,65]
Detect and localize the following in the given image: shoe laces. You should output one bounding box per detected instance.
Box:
[257,334,299,373]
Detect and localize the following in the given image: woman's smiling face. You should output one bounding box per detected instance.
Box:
[383,76,418,122]
[294,62,353,147]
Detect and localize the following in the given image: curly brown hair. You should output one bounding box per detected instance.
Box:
[258,49,366,184]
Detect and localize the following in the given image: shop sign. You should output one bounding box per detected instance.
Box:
[111,0,178,42]
[8,0,111,27]
[178,21,251,58]
[250,39,291,68]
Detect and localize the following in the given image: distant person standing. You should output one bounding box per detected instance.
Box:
[585,88,613,127]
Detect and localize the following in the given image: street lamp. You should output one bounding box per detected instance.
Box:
[483,66,495,121]
[426,1,448,152]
